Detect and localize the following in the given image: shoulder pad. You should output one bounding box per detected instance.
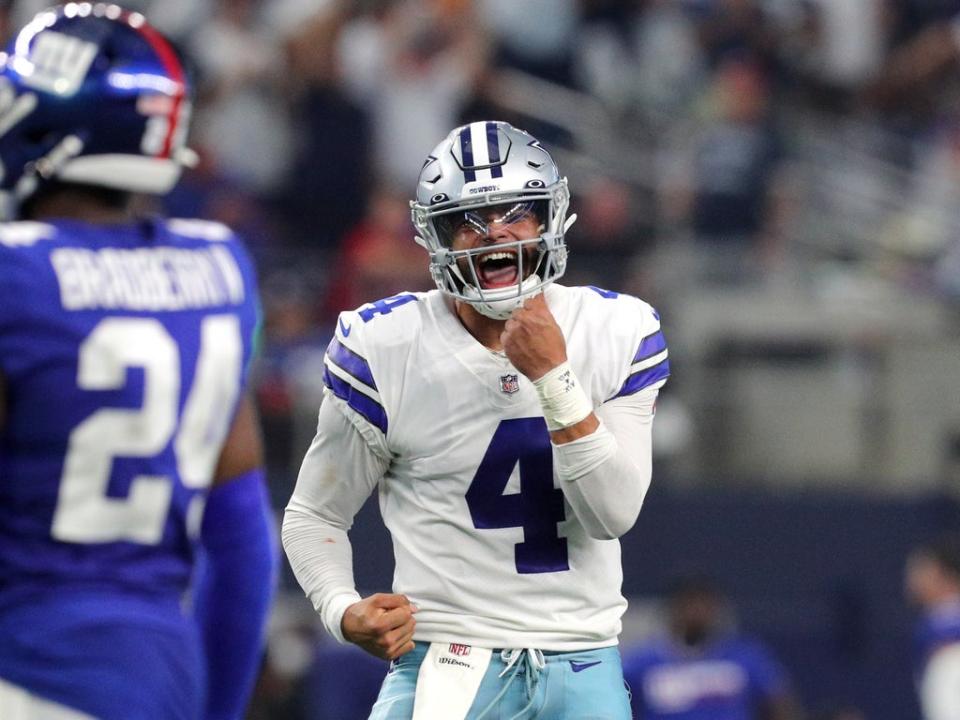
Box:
[612,301,669,400]
[320,293,426,440]
[349,292,425,348]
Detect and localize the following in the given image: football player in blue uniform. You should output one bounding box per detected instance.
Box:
[0,4,276,719]
[623,578,801,720]
[906,535,960,720]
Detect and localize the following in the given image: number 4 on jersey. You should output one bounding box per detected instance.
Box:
[466,418,569,574]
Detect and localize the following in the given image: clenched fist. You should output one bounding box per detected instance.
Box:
[342,593,418,660]
[501,293,567,381]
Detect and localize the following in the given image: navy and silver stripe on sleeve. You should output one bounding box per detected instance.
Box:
[609,327,670,400]
[323,336,387,434]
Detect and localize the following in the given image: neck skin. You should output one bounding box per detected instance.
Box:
[452,298,507,351]
[24,187,139,224]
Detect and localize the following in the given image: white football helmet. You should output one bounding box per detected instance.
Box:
[411,121,575,320]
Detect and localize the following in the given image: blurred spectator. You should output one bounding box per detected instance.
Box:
[456,75,574,150]
[879,121,960,296]
[322,185,432,319]
[806,0,884,92]
[476,0,579,86]
[660,53,787,285]
[189,0,295,193]
[255,270,330,503]
[303,642,387,720]
[167,154,279,261]
[810,707,867,720]
[885,0,960,49]
[336,0,489,190]
[247,595,323,720]
[905,534,960,720]
[279,3,372,249]
[692,0,781,75]
[563,175,654,291]
[622,577,802,720]
[574,0,707,124]
[866,3,960,121]
[9,0,211,35]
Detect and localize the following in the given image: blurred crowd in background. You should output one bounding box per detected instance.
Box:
[6,0,960,717]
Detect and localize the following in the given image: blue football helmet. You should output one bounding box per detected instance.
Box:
[411,121,577,320]
[0,3,194,217]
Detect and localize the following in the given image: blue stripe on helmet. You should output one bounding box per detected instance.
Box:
[459,126,477,182]
[486,121,503,178]
[323,367,388,434]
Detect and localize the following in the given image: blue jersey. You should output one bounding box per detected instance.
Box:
[622,635,788,720]
[914,601,960,676]
[0,217,259,720]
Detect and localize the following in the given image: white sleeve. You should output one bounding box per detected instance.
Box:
[552,383,661,540]
[921,644,960,720]
[281,393,390,643]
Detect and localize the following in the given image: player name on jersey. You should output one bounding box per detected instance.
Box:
[50,245,245,311]
[644,661,749,711]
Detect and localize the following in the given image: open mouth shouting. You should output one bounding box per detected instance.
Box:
[477,249,521,289]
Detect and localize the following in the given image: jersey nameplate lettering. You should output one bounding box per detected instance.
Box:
[50,245,245,311]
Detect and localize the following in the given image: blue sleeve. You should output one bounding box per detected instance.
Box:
[0,248,20,375]
[742,641,789,700]
[193,468,278,720]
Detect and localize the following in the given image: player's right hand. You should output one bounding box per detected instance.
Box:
[341,593,418,660]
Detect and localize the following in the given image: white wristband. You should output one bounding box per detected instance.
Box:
[321,590,362,644]
[533,361,593,431]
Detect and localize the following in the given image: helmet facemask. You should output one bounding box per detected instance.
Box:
[411,121,575,320]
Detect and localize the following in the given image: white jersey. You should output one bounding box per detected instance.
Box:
[319,284,668,650]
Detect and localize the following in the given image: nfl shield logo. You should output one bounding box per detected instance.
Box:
[499,374,519,394]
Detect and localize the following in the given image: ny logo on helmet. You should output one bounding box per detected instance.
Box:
[20,32,98,97]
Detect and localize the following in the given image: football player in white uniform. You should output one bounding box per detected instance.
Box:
[283,120,669,719]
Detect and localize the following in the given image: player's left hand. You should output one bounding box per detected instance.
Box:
[501,292,567,380]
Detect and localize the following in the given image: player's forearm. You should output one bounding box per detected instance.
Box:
[553,389,658,540]
[553,421,650,539]
[282,396,388,640]
[195,468,278,720]
[281,501,362,643]
[548,413,600,444]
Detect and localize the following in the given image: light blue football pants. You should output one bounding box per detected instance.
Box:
[368,642,631,720]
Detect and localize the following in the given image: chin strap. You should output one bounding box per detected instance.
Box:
[462,275,541,320]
